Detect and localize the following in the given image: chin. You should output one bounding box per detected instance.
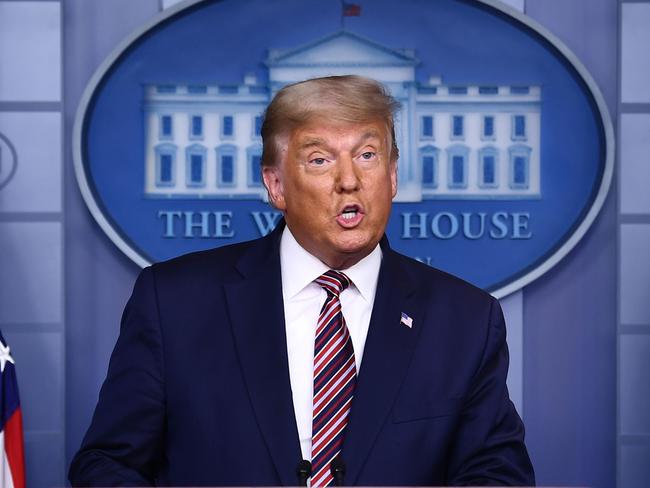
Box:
[333,239,374,259]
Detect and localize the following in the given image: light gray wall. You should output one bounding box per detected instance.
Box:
[522,1,618,486]
[0,1,64,486]
[618,1,650,487]
[62,0,161,482]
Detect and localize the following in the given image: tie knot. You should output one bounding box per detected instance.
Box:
[315,270,351,297]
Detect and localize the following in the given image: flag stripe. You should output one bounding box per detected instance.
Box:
[4,410,24,488]
[0,437,16,488]
[0,335,25,488]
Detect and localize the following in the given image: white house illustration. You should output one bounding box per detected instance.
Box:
[143,30,541,202]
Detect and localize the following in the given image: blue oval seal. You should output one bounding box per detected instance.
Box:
[74,0,614,297]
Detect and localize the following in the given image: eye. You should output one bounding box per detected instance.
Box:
[360,151,376,160]
[310,157,326,165]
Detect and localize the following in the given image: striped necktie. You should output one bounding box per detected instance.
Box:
[310,270,357,486]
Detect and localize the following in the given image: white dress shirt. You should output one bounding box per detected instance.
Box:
[279,226,382,462]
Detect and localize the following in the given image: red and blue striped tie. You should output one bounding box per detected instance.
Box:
[310,270,356,486]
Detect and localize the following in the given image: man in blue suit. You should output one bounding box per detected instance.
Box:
[70,75,534,486]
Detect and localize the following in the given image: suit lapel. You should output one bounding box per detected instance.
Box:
[341,244,424,484]
[225,226,303,486]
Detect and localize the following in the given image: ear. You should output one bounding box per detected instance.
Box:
[262,165,286,211]
[390,159,398,199]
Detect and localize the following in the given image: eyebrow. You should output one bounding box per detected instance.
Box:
[297,137,328,151]
[359,130,382,141]
[296,130,383,151]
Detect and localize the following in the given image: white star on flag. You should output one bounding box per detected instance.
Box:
[400,312,413,328]
[0,340,15,373]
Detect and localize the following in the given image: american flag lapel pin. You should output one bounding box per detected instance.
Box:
[400,312,413,329]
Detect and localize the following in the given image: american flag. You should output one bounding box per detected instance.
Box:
[400,312,413,328]
[0,333,25,488]
[342,2,361,17]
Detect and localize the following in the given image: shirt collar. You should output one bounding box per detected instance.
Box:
[280,226,382,303]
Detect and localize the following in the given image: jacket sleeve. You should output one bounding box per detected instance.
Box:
[69,267,166,486]
[446,297,536,486]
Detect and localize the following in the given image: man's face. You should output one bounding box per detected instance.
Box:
[263,119,397,269]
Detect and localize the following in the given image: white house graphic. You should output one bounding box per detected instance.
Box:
[143,30,541,202]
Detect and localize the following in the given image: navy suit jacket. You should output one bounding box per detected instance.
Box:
[70,224,534,486]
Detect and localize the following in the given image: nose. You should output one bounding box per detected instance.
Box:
[335,153,360,192]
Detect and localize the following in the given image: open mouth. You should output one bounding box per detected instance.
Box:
[337,204,364,227]
[341,205,360,221]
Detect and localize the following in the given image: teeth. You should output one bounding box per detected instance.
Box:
[342,210,357,220]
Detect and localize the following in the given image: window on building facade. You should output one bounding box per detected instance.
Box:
[418,86,437,95]
[421,115,434,139]
[217,145,237,187]
[156,85,176,94]
[422,156,436,187]
[513,156,527,186]
[250,155,262,186]
[452,115,464,139]
[483,155,496,185]
[190,115,203,139]
[478,147,499,188]
[189,154,204,185]
[154,143,177,187]
[419,146,438,188]
[483,116,495,139]
[160,115,173,139]
[159,154,173,184]
[222,115,234,137]
[254,115,263,137]
[247,145,263,187]
[479,86,498,95]
[188,85,207,94]
[185,145,206,187]
[222,156,234,184]
[509,145,532,189]
[219,85,238,94]
[447,145,469,188]
[512,115,527,140]
[452,156,465,185]
[510,86,530,95]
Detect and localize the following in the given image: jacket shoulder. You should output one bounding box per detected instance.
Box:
[147,236,270,285]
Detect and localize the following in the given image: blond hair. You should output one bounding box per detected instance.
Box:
[260,75,401,166]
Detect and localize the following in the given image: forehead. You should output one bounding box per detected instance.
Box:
[289,119,389,149]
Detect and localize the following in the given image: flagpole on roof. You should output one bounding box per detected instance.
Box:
[341,2,361,28]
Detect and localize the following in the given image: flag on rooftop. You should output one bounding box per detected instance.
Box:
[343,2,361,17]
